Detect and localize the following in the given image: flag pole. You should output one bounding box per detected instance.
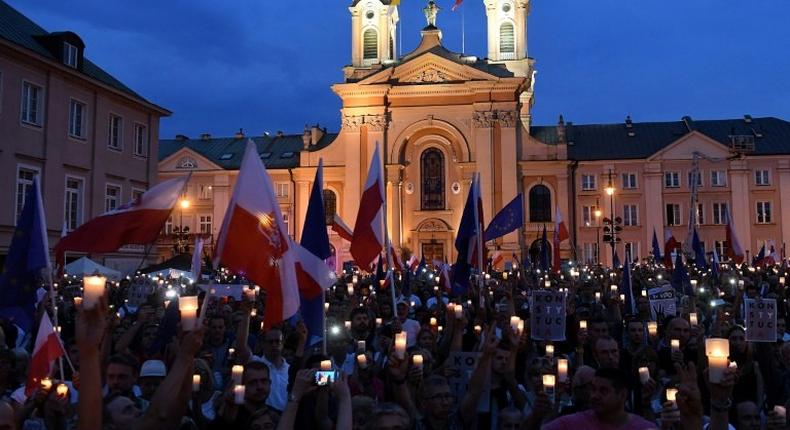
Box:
[461,6,466,54]
[321,288,327,355]
[377,142,398,314]
[473,173,485,291]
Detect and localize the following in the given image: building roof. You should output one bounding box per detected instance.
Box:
[159,132,338,170]
[0,0,167,113]
[532,116,790,161]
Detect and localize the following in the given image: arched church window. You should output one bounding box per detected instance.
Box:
[421,149,445,210]
[323,189,337,225]
[363,29,378,60]
[500,22,515,54]
[529,184,551,222]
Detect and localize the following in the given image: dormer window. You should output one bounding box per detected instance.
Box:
[281,152,295,159]
[177,157,197,169]
[63,42,78,68]
[219,153,234,160]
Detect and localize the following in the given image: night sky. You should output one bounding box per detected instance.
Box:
[11,0,790,139]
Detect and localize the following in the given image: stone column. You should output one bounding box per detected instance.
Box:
[729,160,752,253]
[777,160,790,251]
[341,114,363,227]
[643,163,664,258]
[473,111,494,221]
[295,179,310,242]
[212,174,231,241]
[386,164,403,248]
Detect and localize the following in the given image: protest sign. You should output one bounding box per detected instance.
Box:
[648,285,677,321]
[745,298,777,342]
[530,290,566,341]
[448,352,489,412]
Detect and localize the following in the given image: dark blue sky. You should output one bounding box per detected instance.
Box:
[13,0,790,138]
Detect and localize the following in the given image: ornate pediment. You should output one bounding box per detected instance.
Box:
[400,65,456,84]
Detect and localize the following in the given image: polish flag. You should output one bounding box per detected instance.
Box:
[725,212,744,264]
[439,264,452,292]
[55,176,188,267]
[389,241,404,271]
[664,229,679,268]
[490,251,505,270]
[407,255,419,272]
[26,312,65,396]
[350,143,385,270]
[555,207,570,242]
[331,214,354,242]
[214,140,299,327]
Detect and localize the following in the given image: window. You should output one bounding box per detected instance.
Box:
[623,204,638,226]
[529,185,551,222]
[68,99,86,138]
[15,167,37,220]
[323,189,337,225]
[711,170,726,187]
[131,188,145,202]
[624,242,639,262]
[582,243,598,265]
[63,42,78,68]
[714,241,728,258]
[757,201,772,224]
[688,171,703,188]
[21,82,42,125]
[696,203,705,225]
[105,184,121,213]
[666,203,681,226]
[199,215,212,234]
[134,124,147,156]
[712,203,729,225]
[64,177,84,231]
[363,29,378,61]
[621,173,637,189]
[664,172,680,188]
[582,205,600,227]
[280,152,295,159]
[165,216,173,235]
[581,174,597,191]
[108,114,123,150]
[260,152,272,160]
[177,157,197,169]
[282,212,290,237]
[198,184,213,200]
[275,183,289,198]
[421,149,445,210]
[219,153,233,160]
[755,169,770,186]
[499,22,515,55]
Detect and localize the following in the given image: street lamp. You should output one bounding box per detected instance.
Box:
[173,198,191,254]
[601,170,620,266]
[594,206,602,265]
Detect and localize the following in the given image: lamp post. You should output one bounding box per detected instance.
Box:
[602,170,621,266]
[174,198,191,254]
[594,205,602,265]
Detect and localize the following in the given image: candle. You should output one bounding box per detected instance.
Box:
[639,367,650,384]
[545,344,554,358]
[395,332,407,359]
[689,313,698,326]
[344,320,351,331]
[542,374,556,390]
[73,297,83,307]
[347,283,354,296]
[706,338,730,383]
[557,359,568,382]
[517,320,524,337]
[430,317,438,327]
[579,320,587,330]
[228,347,235,358]
[610,285,618,294]
[357,353,367,369]
[510,316,520,333]
[671,339,680,353]
[231,365,244,385]
[320,360,332,371]
[357,340,366,353]
[474,325,482,335]
[192,374,201,392]
[56,383,68,398]
[503,272,509,280]
[233,385,245,404]
[647,321,658,337]
[544,280,551,288]
[352,275,358,284]
[375,318,382,327]
[595,292,601,301]
[666,388,678,403]
[729,361,737,369]
[438,326,443,333]
[40,378,52,391]
[412,354,423,369]
[641,289,647,297]
[454,304,463,320]
[780,277,786,286]
[83,276,106,310]
[180,296,199,331]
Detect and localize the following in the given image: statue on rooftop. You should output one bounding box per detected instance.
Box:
[423,1,440,27]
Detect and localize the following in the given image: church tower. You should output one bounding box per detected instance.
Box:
[348,1,399,73]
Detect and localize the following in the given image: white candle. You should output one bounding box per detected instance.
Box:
[347,283,354,296]
[503,272,509,280]
[610,285,618,294]
[233,385,245,404]
[232,365,244,385]
[774,406,786,419]
[56,383,68,398]
[780,277,786,286]
[708,356,729,383]
[324,302,330,312]
[510,316,520,333]
[729,361,737,369]
[545,280,551,288]
[474,325,482,335]
[671,339,680,353]
[375,318,382,327]
[557,359,568,382]
[180,308,197,331]
[430,317,437,327]
[344,320,351,331]
[579,320,587,330]
[595,292,601,301]
[689,313,698,326]
[40,378,52,391]
[517,320,524,337]
[666,388,678,403]
[545,344,554,358]
[395,332,407,359]
[73,296,82,307]
[228,347,235,358]
[438,325,443,333]
[454,304,463,320]
[641,289,647,297]
[412,354,423,369]
[639,367,650,384]
[192,374,201,392]
[320,360,332,371]
[83,276,106,310]
[706,338,730,383]
[542,374,556,390]
[352,275,358,284]
[647,321,658,337]
[357,353,367,369]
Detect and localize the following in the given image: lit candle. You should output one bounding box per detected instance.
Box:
[73,297,82,307]
[780,277,786,286]
[430,317,437,327]
[671,339,680,353]
[395,332,407,359]
[639,367,650,384]
[357,353,367,369]
[689,313,698,326]
[233,385,245,404]
[543,374,556,403]
[595,292,601,301]
[503,272,509,280]
[320,360,332,371]
[454,304,463,320]
[83,276,106,310]
[412,354,423,369]
[579,320,587,330]
[706,338,730,383]
[344,320,351,331]
[232,365,244,385]
[647,321,658,337]
[557,359,568,382]
[729,361,737,369]
[228,347,235,358]
[641,289,647,297]
[347,283,354,296]
[192,374,201,392]
[40,378,52,391]
[375,318,382,327]
[438,325,443,333]
[179,296,199,331]
[56,383,68,398]
[324,302,330,312]
[352,275,358,284]
[474,325,482,335]
[544,280,551,288]
[666,388,678,403]
[610,285,618,294]
[773,406,786,419]
[357,340,366,353]
[545,344,554,358]
[517,320,524,336]
[510,316,520,333]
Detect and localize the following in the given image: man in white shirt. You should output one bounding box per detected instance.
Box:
[251,328,289,411]
[395,301,421,347]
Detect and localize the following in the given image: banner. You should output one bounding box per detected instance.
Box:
[648,285,677,320]
[745,298,777,342]
[198,284,248,300]
[448,352,489,412]
[530,290,566,341]
[127,278,155,308]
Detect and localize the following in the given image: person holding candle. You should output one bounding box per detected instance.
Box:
[243,328,289,412]
[657,317,697,375]
[213,361,278,428]
[592,336,621,370]
[725,325,764,408]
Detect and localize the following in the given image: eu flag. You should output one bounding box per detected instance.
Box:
[484,194,523,242]
[0,178,50,331]
[692,228,706,269]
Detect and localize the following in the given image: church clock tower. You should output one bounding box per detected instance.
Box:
[346,1,399,80]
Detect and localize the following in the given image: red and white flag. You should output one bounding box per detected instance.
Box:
[389,241,404,271]
[664,229,679,268]
[214,140,299,327]
[555,207,570,242]
[725,212,745,264]
[350,143,385,270]
[26,312,65,396]
[407,255,419,272]
[191,237,204,281]
[331,214,354,242]
[490,251,505,270]
[55,176,188,267]
[439,264,452,292]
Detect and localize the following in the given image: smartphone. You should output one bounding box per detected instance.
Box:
[315,371,336,386]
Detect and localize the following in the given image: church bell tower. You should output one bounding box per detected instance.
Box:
[348,1,399,72]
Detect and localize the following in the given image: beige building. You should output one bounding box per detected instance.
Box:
[0,1,169,272]
[159,0,790,269]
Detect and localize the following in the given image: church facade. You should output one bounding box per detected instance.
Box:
[158,0,790,270]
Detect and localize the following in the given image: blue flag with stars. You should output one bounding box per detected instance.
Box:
[484,194,523,242]
[0,178,50,331]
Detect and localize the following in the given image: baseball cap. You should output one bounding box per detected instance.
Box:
[139,360,167,378]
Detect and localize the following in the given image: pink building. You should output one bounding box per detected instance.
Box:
[0,1,169,272]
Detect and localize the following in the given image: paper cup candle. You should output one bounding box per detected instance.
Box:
[179,296,199,331]
[706,338,730,383]
[231,365,244,385]
[83,276,106,310]
[557,359,568,382]
[192,374,201,392]
[412,354,423,369]
[647,321,658,337]
[543,374,556,403]
[395,332,407,359]
[545,344,554,358]
[639,367,650,384]
[234,385,245,404]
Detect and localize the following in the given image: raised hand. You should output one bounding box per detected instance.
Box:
[674,362,703,420]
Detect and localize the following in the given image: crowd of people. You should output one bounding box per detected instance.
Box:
[0,256,788,430]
